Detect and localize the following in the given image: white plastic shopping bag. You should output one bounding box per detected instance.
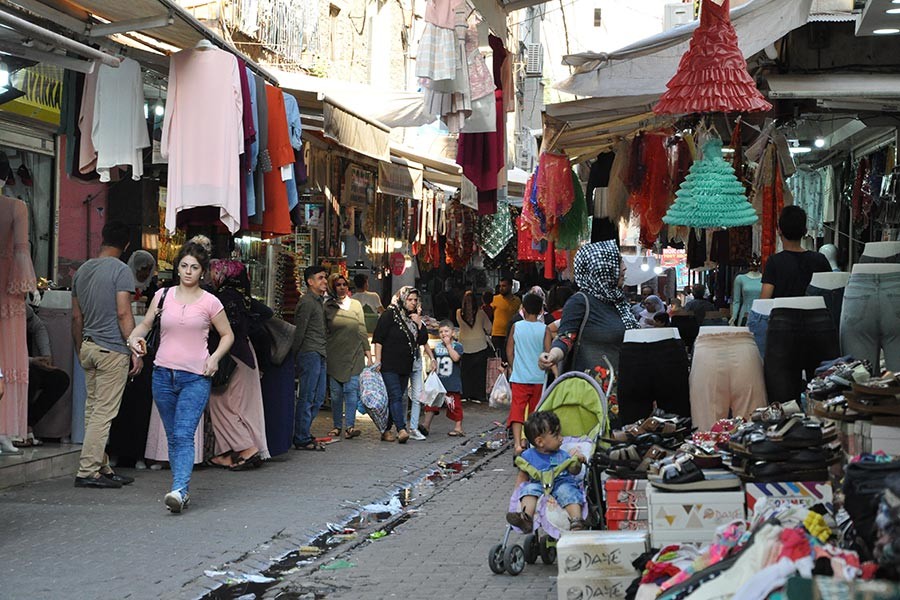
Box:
[489,372,513,408]
[421,371,447,408]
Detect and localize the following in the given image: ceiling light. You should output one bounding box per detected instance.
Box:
[154,102,164,117]
[814,137,826,148]
[888,8,900,14]
[874,28,900,34]
[789,146,812,155]
[0,62,9,89]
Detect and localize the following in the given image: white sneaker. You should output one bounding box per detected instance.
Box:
[408,429,427,441]
[164,490,190,513]
[135,460,147,470]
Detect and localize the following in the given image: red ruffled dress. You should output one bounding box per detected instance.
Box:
[654,0,771,115]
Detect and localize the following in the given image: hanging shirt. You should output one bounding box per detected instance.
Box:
[258,85,293,237]
[282,92,302,211]
[77,69,99,175]
[246,68,260,218]
[92,58,150,182]
[161,48,243,234]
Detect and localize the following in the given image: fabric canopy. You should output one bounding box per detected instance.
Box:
[555,0,812,98]
[323,97,391,163]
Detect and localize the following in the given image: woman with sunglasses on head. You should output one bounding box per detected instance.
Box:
[128,240,234,513]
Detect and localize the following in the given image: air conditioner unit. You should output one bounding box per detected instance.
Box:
[664,3,693,31]
[514,131,534,171]
[524,43,543,76]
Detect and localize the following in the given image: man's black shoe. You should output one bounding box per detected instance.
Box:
[103,472,135,485]
[74,474,122,489]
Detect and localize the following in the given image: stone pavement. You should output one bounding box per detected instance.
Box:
[271,446,559,600]
[0,402,506,600]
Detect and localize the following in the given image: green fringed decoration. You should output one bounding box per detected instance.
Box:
[663,138,758,228]
[556,170,590,250]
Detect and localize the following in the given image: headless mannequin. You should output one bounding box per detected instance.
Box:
[730,266,763,325]
[772,296,826,311]
[819,244,839,271]
[624,328,680,343]
[862,241,900,259]
[698,326,747,337]
[852,263,900,275]
[195,39,215,51]
[809,272,850,290]
[751,299,775,316]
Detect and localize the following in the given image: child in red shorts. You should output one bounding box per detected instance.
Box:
[422,321,465,436]
[506,293,547,454]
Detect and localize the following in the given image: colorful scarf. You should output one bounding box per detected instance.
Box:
[574,240,639,330]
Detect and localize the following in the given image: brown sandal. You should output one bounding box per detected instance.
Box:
[345,427,361,439]
[327,428,341,438]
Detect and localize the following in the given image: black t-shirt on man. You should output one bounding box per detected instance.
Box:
[761,250,832,298]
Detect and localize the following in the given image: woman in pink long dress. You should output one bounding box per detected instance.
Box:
[0,196,37,445]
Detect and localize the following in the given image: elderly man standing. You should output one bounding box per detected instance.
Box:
[292,265,329,452]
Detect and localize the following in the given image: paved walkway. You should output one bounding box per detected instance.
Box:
[0,402,506,600]
[269,445,559,600]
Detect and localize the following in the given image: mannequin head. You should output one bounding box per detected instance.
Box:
[819,244,839,271]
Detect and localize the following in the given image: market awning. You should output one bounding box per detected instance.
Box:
[541,94,670,162]
[379,158,424,200]
[9,0,276,81]
[390,143,462,188]
[765,74,900,99]
[277,71,434,129]
[555,0,813,98]
[323,96,392,163]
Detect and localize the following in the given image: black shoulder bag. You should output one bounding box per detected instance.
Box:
[144,288,169,356]
[208,328,237,390]
[562,292,591,374]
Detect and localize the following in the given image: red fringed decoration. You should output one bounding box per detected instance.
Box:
[628,131,671,248]
[653,0,772,115]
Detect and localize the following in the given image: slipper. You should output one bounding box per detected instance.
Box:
[202,458,231,469]
[327,428,341,438]
[448,430,465,437]
[345,427,362,439]
[230,452,262,471]
[294,442,326,451]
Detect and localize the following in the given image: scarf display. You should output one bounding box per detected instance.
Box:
[573,240,639,330]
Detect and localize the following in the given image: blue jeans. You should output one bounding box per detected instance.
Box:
[294,352,327,446]
[152,367,211,494]
[381,371,410,433]
[404,358,423,431]
[747,310,769,358]
[520,479,582,508]
[841,272,900,373]
[330,375,360,429]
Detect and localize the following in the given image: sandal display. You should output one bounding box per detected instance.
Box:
[648,455,741,491]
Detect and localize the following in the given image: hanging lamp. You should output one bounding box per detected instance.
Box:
[653,0,771,115]
[663,138,758,228]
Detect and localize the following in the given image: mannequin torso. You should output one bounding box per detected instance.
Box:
[772,296,826,311]
[697,326,746,337]
[852,263,900,275]
[751,299,775,316]
[862,241,900,258]
[624,328,680,343]
[809,272,850,290]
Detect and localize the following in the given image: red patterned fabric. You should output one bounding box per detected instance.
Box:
[654,0,772,115]
[628,131,671,248]
[536,152,574,238]
[760,161,784,271]
[516,216,567,268]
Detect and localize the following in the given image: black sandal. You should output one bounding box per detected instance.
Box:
[230,452,262,471]
[294,442,326,452]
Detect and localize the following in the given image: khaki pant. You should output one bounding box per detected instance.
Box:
[689,331,767,432]
[77,341,129,478]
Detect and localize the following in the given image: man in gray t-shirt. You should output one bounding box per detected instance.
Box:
[71,222,142,489]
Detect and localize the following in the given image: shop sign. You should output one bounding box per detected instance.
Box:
[344,164,374,208]
[390,251,407,276]
[378,161,423,200]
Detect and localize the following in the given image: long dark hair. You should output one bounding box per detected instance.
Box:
[460,290,478,327]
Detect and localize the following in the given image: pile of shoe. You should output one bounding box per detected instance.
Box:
[646,440,740,491]
[599,410,691,480]
[844,373,900,424]
[729,403,840,483]
[808,358,873,421]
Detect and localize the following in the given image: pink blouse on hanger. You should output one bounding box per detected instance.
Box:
[425,0,466,28]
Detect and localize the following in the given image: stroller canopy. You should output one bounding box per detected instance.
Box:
[535,371,608,440]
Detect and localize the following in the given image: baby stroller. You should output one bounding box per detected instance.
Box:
[488,370,610,576]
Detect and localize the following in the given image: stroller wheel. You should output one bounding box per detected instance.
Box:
[504,544,525,576]
[539,536,557,565]
[523,533,538,564]
[488,543,506,574]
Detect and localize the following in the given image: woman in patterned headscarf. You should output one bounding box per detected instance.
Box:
[539,240,638,375]
[206,259,271,470]
[373,286,430,443]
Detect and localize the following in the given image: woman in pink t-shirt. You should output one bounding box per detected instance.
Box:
[129,240,234,513]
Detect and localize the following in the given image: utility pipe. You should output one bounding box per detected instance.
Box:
[0,7,121,67]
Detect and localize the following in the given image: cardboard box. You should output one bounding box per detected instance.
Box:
[605,508,649,521]
[745,481,833,515]
[604,478,648,509]
[556,531,648,578]
[648,488,745,546]
[557,575,634,600]
[606,519,649,531]
[869,424,900,456]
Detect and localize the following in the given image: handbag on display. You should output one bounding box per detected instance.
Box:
[261,317,296,367]
[144,287,169,356]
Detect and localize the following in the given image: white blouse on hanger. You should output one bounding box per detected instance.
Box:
[91,57,150,182]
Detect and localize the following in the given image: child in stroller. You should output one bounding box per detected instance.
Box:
[506,411,588,533]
